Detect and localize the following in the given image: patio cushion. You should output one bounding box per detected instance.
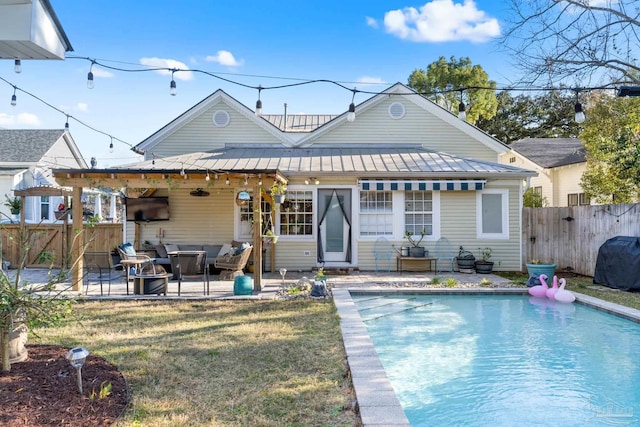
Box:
[155,244,168,258]
[164,243,179,253]
[119,243,136,256]
[219,243,232,256]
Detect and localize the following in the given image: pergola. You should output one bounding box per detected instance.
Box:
[53,167,287,292]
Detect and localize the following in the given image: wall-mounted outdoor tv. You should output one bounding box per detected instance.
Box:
[125,197,170,222]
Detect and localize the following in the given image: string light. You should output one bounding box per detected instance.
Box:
[205,170,210,181]
[574,90,586,124]
[109,137,114,153]
[180,164,186,176]
[258,174,262,186]
[14,59,21,73]
[10,86,16,106]
[347,88,356,122]
[170,70,177,96]
[457,90,466,121]
[243,174,248,186]
[65,115,70,129]
[225,174,230,185]
[87,60,95,89]
[255,85,263,117]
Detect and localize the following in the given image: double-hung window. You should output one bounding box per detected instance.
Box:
[404,191,433,237]
[359,191,393,236]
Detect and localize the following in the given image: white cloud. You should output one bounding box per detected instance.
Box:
[356,76,387,85]
[76,103,89,112]
[383,0,500,43]
[205,50,243,67]
[366,16,379,29]
[91,68,114,78]
[0,112,41,127]
[139,57,194,80]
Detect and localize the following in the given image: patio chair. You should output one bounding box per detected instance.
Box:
[171,251,210,295]
[117,242,155,294]
[373,237,393,272]
[83,251,120,296]
[214,244,253,280]
[434,237,456,273]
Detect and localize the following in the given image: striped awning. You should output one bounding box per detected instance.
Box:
[359,179,486,191]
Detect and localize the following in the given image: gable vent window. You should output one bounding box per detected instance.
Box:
[212,110,230,127]
[509,156,516,163]
[388,102,406,119]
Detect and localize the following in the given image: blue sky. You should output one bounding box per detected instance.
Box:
[1,0,515,167]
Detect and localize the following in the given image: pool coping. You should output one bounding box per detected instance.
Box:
[333,287,640,426]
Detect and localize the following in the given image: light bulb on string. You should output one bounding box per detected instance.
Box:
[65,115,70,129]
[109,137,114,153]
[225,175,230,185]
[87,60,95,89]
[258,174,262,186]
[346,88,356,122]
[255,85,263,117]
[10,86,17,106]
[205,170,210,181]
[14,59,21,73]
[243,174,248,186]
[574,90,586,123]
[170,70,177,96]
[457,90,467,121]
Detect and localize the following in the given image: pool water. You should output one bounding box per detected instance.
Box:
[353,295,640,426]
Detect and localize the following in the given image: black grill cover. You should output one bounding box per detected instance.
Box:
[593,236,640,291]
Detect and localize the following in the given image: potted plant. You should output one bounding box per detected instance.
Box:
[474,247,494,274]
[404,229,427,257]
[456,246,476,271]
[526,260,556,280]
[270,181,287,204]
[262,229,279,245]
[4,195,21,215]
[54,202,69,220]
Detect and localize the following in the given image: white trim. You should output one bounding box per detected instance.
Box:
[476,189,509,239]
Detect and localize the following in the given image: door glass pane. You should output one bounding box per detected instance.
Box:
[326,195,344,252]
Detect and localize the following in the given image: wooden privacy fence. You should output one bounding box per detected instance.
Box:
[1,224,123,269]
[522,203,640,277]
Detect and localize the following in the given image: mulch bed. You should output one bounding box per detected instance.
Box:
[0,345,129,426]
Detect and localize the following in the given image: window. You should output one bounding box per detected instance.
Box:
[279,190,313,236]
[477,190,509,239]
[40,196,50,220]
[237,194,272,240]
[509,156,516,163]
[404,191,433,236]
[359,191,393,236]
[533,186,542,195]
[567,193,579,206]
[579,193,590,205]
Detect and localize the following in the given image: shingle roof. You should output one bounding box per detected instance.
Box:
[0,129,66,163]
[510,138,586,168]
[106,144,535,178]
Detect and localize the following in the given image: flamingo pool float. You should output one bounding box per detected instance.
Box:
[528,274,549,297]
[554,278,576,303]
[546,276,559,300]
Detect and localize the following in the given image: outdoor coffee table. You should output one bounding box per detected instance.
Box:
[397,256,436,273]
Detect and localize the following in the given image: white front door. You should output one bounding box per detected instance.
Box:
[318,189,351,263]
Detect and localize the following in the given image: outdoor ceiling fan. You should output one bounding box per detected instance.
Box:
[189,188,210,197]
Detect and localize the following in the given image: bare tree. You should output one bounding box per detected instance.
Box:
[501,0,640,86]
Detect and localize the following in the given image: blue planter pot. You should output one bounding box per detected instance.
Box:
[234,276,253,295]
[526,263,556,281]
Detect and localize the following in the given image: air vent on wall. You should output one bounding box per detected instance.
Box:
[388,102,406,119]
[212,110,230,127]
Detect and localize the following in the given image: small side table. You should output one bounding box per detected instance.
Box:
[397,256,436,273]
[133,273,170,295]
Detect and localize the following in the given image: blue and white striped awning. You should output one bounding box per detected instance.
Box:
[359,179,486,191]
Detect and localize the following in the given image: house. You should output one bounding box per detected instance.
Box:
[500,137,591,207]
[0,0,73,60]
[0,129,87,222]
[53,83,536,289]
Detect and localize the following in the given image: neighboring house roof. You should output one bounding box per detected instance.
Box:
[0,129,67,163]
[79,144,535,179]
[510,138,586,168]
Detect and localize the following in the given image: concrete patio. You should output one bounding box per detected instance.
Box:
[5,267,517,300]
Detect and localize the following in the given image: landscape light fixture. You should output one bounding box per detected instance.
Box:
[14,59,21,73]
[574,91,585,124]
[457,90,466,121]
[346,88,356,122]
[255,85,263,117]
[66,347,90,394]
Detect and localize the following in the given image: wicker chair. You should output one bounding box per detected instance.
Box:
[214,245,253,280]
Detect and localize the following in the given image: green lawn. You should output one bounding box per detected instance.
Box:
[32,300,357,427]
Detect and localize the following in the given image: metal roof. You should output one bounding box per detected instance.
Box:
[0,129,66,163]
[510,138,586,168]
[104,144,535,178]
[261,114,338,132]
